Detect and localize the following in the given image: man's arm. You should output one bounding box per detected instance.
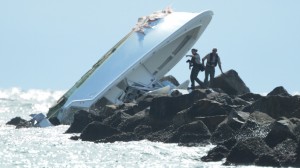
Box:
[217,57,224,74]
[202,54,209,65]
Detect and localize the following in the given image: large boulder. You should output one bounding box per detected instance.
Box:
[239,92,263,102]
[173,97,243,133]
[80,121,121,141]
[149,90,206,120]
[201,145,230,162]
[211,122,236,144]
[102,111,131,128]
[145,125,178,142]
[267,86,291,97]
[254,154,280,167]
[172,109,194,127]
[90,104,118,119]
[225,137,273,165]
[265,118,297,148]
[6,117,28,126]
[6,117,32,129]
[207,91,250,108]
[188,99,233,118]
[273,138,297,166]
[210,69,250,95]
[117,110,150,132]
[166,120,211,145]
[227,111,250,131]
[294,139,300,166]
[196,115,227,133]
[236,111,275,140]
[65,110,102,133]
[114,102,150,116]
[243,95,300,119]
[134,125,153,139]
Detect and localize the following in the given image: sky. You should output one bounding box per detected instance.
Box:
[0,0,299,95]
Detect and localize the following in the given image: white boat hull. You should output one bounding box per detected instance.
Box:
[47,10,213,124]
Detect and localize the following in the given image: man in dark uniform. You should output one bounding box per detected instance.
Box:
[189,48,204,90]
[202,48,224,87]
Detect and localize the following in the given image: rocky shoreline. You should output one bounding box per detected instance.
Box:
[7,69,300,167]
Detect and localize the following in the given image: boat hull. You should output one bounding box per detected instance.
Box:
[47,10,213,124]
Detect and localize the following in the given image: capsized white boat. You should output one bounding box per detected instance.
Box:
[47,8,213,124]
[30,113,53,127]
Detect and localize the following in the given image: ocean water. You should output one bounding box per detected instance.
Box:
[0,88,256,168]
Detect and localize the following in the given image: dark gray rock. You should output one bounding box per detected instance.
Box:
[207,91,250,108]
[145,125,178,142]
[255,154,280,167]
[226,137,273,165]
[172,109,194,127]
[265,118,297,148]
[206,92,232,105]
[70,135,80,141]
[80,121,121,141]
[294,139,300,166]
[117,110,150,132]
[7,117,32,129]
[188,99,233,118]
[293,118,300,140]
[273,138,297,166]
[166,120,211,145]
[6,117,28,126]
[102,111,131,128]
[210,69,250,95]
[218,137,237,150]
[134,125,152,139]
[115,102,151,116]
[239,92,263,102]
[201,145,229,162]
[227,111,250,131]
[90,101,118,118]
[267,86,291,97]
[136,94,165,110]
[211,122,236,144]
[149,90,206,120]
[65,110,102,133]
[195,115,227,133]
[236,111,274,140]
[243,95,300,119]
[58,71,300,167]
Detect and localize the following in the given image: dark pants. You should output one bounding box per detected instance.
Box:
[190,66,204,88]
[204,65,215,87]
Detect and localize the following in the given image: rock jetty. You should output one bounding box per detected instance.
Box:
[7,69,300,167]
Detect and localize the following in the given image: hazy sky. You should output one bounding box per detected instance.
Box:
[1,0,299,94]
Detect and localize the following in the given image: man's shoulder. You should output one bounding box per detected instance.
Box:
[203,53,210,58]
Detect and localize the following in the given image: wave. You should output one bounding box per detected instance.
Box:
[0,87,65,102]
[0,87,65,113]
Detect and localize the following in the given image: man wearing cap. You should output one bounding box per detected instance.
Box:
[202,48,224,87]
[189,48,204,89]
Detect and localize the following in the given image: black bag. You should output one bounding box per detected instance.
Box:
[193,63,205,71]
[186,55,205,71]
[199,63,205,71]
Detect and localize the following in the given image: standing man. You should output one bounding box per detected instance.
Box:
[202,48,224,87]
[189,48,204,90]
